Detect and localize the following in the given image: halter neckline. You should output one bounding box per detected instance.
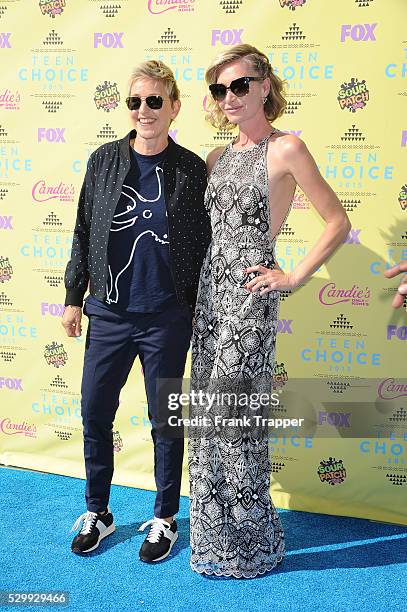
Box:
[229,128,278,153]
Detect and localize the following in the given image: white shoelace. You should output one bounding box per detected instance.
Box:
[138,518,171,543]
[71,511,98,535]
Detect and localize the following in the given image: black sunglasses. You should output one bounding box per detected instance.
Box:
[125,95,168,111]
[209,76,264,102]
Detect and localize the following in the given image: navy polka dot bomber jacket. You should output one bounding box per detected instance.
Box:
[64,129,211,313]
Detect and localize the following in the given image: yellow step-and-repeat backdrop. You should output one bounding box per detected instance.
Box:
[0,0,406,525]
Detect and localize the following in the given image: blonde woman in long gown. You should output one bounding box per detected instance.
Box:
[188,44,351,578]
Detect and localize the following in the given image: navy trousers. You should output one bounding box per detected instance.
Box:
[81,297,192,518]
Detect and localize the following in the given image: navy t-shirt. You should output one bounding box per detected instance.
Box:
[88,145,178,313]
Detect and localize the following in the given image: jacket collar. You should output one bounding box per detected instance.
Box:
[119,129,178,164]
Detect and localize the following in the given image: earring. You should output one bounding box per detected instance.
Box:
[263,97,267,104]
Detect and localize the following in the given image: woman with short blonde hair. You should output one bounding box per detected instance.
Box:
[128,59,180,103]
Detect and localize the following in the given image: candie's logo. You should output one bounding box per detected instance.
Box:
[147,0,195,14]
[0,256,13,283]
[292,190,310,210]
[32,180,75,203]
[39,0,66,18]
[319,283,370,307]
[398,184,407,210]
[0,89,20,110]
[0,418,37,437]
[338,77,369,112]
[94,81,120,112]
[44,341,68,368]
[377,378,407,400]
[318,457,347,485]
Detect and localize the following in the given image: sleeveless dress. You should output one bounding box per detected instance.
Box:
[188,130,288,578]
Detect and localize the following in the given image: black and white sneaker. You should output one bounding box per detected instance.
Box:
[138,517,178,563]
[70,506,115,554]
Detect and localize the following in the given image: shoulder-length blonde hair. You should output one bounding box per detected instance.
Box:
[205,44,287,130]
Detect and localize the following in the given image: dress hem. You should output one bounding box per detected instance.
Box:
[190,552,285,579]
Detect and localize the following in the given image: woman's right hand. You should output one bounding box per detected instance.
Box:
[61,305,83,337]
[384,260,407,309]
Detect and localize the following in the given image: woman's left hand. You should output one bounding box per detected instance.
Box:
[244,264,298,294]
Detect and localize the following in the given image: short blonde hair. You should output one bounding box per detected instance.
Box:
[128,60,180,102]
[205,44,287,130]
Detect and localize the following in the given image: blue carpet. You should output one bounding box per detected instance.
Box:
[0,466,406,612]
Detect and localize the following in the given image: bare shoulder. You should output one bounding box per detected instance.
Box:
[269,132,308,159]
[206,146,226,175]
[267,133,314,178]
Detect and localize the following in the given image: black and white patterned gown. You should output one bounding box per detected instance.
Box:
[188,130,287,578]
